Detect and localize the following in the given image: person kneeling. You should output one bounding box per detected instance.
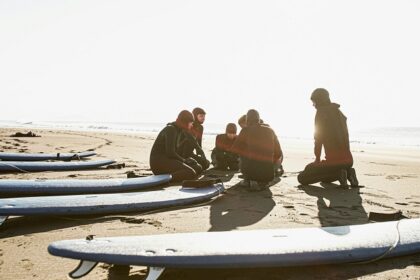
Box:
[231,109,282,190]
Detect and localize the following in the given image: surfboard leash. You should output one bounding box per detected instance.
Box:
[0,162,30,173]
[351,219,402,265]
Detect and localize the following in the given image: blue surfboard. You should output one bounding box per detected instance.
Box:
[0,159,115,172]
[0,182,225,225]
[0,174,171,195]
[0,151,96,161]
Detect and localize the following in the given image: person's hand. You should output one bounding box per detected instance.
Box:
[185,157,198,166]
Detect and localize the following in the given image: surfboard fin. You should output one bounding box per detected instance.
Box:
[145,267,165,280]
[69,260,98,279]
[0,216,7,226]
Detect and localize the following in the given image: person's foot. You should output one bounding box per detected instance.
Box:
[338,169,348,187]
[248,180,262,191]
[347,168,359,187]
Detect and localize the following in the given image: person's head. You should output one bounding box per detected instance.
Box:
[310,88,331,109]
[238,114,247,129]
[246,109,260,126]
[225,123,237,139]
[176,110,194,130]
[192,107,206,124]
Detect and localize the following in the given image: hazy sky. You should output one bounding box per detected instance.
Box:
[1,0,420,136]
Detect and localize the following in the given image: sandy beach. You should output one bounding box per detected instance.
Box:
[1,127,420,280]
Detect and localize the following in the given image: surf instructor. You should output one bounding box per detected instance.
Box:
[149,110,203,182]
[298,88,358,187]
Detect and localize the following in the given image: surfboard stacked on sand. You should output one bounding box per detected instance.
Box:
[0,151,225,227]
[0,151,115,172]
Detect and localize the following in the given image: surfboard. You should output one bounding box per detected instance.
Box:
[0,159,115,172]
[48,218,420,280]
[0,151,96,161]
[0,174,172,195]
[0,182,224,226]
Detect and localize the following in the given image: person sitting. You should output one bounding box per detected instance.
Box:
[179,107,210,170]
[231,109,282,189]
[149,110,203,182]
[297,88,359,187]
[211,123,240,171]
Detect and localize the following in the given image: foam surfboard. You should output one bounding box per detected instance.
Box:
[0,174,172,195]
[0,151,96,161]
[0,182,224,226]
[48,219,420,280]
[0,159,115,172]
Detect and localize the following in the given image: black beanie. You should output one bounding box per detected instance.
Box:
[246,109,260,126]
[311,88,331,107]
[225,123,237,134]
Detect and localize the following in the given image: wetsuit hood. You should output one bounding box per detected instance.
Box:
[175,110,194,131]
[311,88,331,109]
[246,109,260,126]
[225,123,237,134]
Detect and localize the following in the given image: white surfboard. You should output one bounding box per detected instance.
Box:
[48,218,420,280]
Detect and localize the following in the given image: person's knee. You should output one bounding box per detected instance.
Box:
[297,172,309,185]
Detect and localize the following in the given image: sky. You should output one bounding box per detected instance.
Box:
[1,0,420,137]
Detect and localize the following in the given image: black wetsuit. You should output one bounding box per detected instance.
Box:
[211,134,239,171]
[298,103,353,185]
[150,123,203,182]
[179,121,210,170]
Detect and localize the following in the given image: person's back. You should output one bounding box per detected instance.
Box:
[315,103,352,164]
[232,109,279,186]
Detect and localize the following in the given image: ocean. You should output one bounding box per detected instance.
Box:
[1,120,419,149]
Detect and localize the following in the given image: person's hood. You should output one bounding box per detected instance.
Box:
[175,110,194,131]
[311,88,331,109]
[317,102,341,111]
[246,109,260,126]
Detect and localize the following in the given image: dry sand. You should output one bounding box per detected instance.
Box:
[0,127,420,280]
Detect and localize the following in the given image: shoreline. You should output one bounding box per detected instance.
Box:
[0,127,419,279]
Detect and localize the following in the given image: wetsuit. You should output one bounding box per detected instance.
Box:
[298,102,353,185]
[150,122,203,182]
[211,134,239,171]
[231,123,281,183]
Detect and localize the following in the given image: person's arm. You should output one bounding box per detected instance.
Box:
[314,112,323,163]
[230,129,246,157]
[165,126,186,162]
[273,132,283,164]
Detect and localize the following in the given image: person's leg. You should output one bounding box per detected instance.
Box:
[242,158,274,183]
[150,156,197,182]
[298,163,350,186]
[226,153,239,171]
[347,167,359,187]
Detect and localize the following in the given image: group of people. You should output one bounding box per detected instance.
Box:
[149,88,359,189]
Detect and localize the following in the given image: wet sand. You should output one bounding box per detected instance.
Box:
[1,127,420,279]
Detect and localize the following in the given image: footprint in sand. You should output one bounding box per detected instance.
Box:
[21,259,34,271]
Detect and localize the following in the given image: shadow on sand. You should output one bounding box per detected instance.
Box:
[298,182,369,229]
